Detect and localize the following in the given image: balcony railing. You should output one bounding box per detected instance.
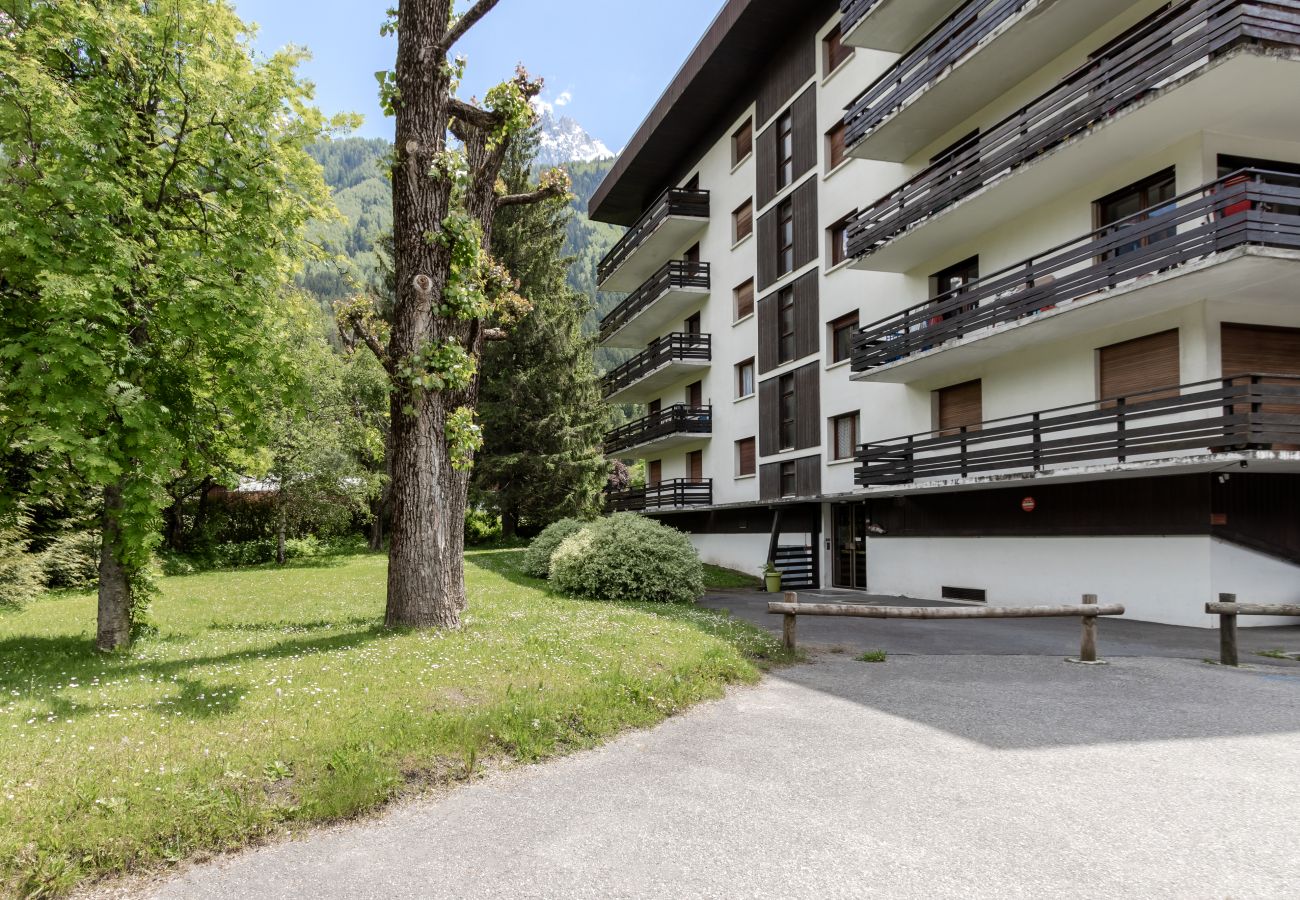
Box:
[840,0,886,38]
[605,479,713,513]
[604,404,713,456]
[602,333,712,399]
[599,261,711,343]
[597,188,710,286]
[856,374,1300,486]
[844,0,1033,147]
[851,169,1300,372]
[845,0,1300,260]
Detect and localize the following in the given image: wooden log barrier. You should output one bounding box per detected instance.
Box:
[767,594,1126,660]
[1204,597,1300,667]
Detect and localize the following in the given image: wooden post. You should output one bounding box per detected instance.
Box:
[1219,593,1238,667]
[1080,594,1098,663]
[782,591,799,652]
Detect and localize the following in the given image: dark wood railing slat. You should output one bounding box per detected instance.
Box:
[597,189,710,286]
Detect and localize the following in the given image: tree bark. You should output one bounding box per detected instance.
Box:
[276,507,287,566]
[501,508,518,538]
[96,483,133,652]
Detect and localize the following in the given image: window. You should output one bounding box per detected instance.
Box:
[684,312,701,334]
[732,118,753,167]
[687,450,703,481]
[779,372,796,450]
[935,380,983,437]
[735,358,756,399]
[831,412,859,461]
[776,198,794,276]
[734,279,755,320]
[826,119,848,172]
[778,287,796,364]
[736,438,756,477]
[776,110,794,190]
[732,198,754,243]
[828,210,856,266]
[1095,168,1177,260]
[829,312,858,364]
[780,461,797,498]
[824,23,853,74]
[648,460,662,486]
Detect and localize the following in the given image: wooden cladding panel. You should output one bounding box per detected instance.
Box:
[794,362,821,451]
[757,204,778,290]
[758,376,780,457]
[937,380,983,435]
[756,123,779,209]
[759,460,781,501]
[793,179,818,272]
[1222,323,1300,377]
[759,455,822,501]
[793,270,819,361]
[790,87,817,184]
[1099,329,1180,401]
[757,36,815,126]
[757,292,780,374]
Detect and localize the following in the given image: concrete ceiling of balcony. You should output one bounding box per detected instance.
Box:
[601,284,711,348]
[847,0,1143,163]
[854,248,1300,387]
[598,216,709,292]
[588,0,838,226]
[841,0,966,54]
[851,50,1300,274]
[607,432,712,461]
[605,357,712,405]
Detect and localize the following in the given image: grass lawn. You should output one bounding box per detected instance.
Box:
[0,548,788,898]
[702,564,761,591]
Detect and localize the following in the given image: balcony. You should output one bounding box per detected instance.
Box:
[857,374,1300,487]
[603,333,712,404]
[840,0,966,53]
[599,261,711,347]
[843,0,1138,163]
[604,404,712,457]
[597,188,710,292]
[847,0,1300,272]
[605,479,713,513]
[851,169,1300,381]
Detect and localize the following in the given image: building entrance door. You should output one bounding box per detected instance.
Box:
[833,504,868,590]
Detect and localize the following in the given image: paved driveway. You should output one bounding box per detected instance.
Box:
[143,655,1300,899]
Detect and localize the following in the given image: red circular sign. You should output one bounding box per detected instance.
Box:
[1021,497,1037,513]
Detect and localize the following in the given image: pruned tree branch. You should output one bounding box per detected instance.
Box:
[439,0,503,53]
[496,182,568,208]
[447,97,500,133]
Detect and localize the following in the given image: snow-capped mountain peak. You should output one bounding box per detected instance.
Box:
[535,109,614,167]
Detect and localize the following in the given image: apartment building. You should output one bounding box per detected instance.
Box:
[589,0,1300,626]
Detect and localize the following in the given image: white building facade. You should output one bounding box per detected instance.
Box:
[589,0,1300,627]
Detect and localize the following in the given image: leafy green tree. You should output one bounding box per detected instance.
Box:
[341,0,568,629]
[0,0,342,649]
[474,129,606,535]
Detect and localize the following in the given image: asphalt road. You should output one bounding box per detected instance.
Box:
[143,655,1300,899]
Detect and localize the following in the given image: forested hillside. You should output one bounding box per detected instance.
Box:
[303,139,625,344]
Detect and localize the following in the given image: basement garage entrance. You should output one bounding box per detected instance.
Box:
[833,503,868,590]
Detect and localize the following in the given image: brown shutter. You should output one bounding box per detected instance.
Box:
[757,36,815,125]
[793,179,819,271]
[737,438,756,477]
[648,460,662,486]
[756,122,778,209]
[794,361,821,450]
[735,279,755,320]
[757,291,779,374]
[757,204,778,290]
[795,455,822,497]
[686,380,703,407]
[733,198,753,242]
[732,119,753,167]
[1222,323,1300,377]
[793,270,819,361]
[827,120,847,171]
[937,380,983,435]
[759,462,781,501]
[791,86,817,183]
[1098,329,1180,403]
[687,450,703,481]
[758,376,780,457]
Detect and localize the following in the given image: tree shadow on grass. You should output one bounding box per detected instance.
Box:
[37,676,249,722]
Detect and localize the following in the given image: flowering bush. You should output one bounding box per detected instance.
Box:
[520,517,589,578]
[549,514,704,604]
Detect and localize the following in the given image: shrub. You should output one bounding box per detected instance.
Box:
[0,511,45,609]
[465,508,503,546]
[521,517,589,578]
[549,514,704,604]
[41,530,100,590]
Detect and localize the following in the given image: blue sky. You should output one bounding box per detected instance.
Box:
[230,0,726,149]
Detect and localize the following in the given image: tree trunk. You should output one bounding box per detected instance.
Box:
[368,501,385,552]
[502,508,518,538]
[385,0,463,629]
[96,483,133,652]
[276,508,287,566]
[162,495,184,551]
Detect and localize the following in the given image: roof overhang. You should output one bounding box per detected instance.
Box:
[589,0,838,226]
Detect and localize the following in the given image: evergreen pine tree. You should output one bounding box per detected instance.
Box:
[475,129,608,535]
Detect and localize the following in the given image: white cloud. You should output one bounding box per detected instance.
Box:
[529,97,553,116]
[554,91,572,107]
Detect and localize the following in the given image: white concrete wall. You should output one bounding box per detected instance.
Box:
[689,532,773,579]
[865,535,1300,628]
